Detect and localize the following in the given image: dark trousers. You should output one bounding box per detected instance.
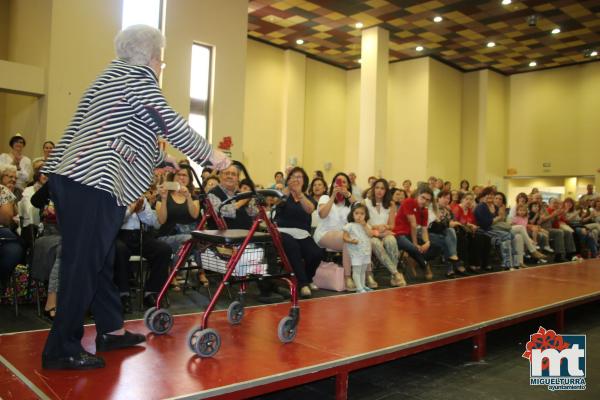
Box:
[114,230,172,293]
[280,233,324,287]
[456,228,492,268]
[42,174,126,358]
[396,235,440,269]
[0,227,24,281]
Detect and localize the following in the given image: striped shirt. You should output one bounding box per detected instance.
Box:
[43,59,213,206]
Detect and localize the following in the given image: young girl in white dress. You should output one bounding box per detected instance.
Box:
[343,204,374,293]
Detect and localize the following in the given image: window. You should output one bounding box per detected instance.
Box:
[188,43,214,181]
[122,0,164,30]
[189,43,213,141]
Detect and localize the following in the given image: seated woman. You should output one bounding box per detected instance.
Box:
[545,197,578,261]
[156,166,208,286]
[393,185,440,280]
[30,180,61,320]
[0,179,23,283]
[496,192,547,264]
[313,172,367,291]
[274,167,324,298]
[364,179,406,286]
[0,135,32,191]
[563,197,598,258]
[428,190,464,278]
[389,188,407,213]
[535,194,574,262]
[474,187,519,270]
[308,177,328,231]
[453,191,492,271]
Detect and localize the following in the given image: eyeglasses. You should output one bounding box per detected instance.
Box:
[289,175,303,181]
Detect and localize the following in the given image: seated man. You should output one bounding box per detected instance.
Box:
[114,197,172,313]
[393,185,441,280]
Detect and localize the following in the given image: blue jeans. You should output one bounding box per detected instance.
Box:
[574,227,598,257]
[429,228,458,260]
[396,235,440,269]
[480,229,518,268]
[0,227,23,281]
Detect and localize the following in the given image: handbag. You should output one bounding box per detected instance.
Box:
[312,261,345,292]
[428,221,447,234]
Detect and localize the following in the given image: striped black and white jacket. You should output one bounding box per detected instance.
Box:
[43,59,213,206]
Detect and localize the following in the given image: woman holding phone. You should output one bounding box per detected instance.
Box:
[156,166,207,286]
[313,172,375,291]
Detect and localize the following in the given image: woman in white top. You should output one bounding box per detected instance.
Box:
[313,172,361,291]
[308,177,327,230]
[364,179,406,287]
[0,135,32,190]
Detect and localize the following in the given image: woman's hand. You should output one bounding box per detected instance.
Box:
[158,185,168,200]
[179,185,192,200]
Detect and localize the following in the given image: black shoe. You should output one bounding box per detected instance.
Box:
[96,330,146,352]
[257,292,284,304]
[121,295,132,314]
[42,351,105,370]
[43,307,56,322]
[445,271,456,279]
[275,286,292,300]
[143,293,161,309]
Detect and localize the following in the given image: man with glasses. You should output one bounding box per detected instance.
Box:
[393,185,440,280]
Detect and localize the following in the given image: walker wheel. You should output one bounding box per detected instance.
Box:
[227,301,244,325]
[187,328,221,357]
[145,308,173,335]
[277,316,297,343]
[143,307,157,331]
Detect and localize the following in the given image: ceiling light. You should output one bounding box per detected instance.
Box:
[416,45,424,52]
[551,28,561,34]
[591,51,598,57]
[433,16,443,23]
[296,39,304,45]
[487,42,496,48]
[355,22,364,29]
[529,61,537,67]
[501,0,512,5]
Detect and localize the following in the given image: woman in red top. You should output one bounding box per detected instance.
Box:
[393,185,440,280]
[453,191,491,271]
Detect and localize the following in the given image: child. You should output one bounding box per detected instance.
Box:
[528,202,553,253]
[343,204,374,293]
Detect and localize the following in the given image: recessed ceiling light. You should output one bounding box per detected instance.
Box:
[591,51,598,57]
[355,22,364,29]
[296,39,304,45]
[487,42,496,48]
[529,61,537,67]
[416,45,424,52]
[551,28,561,34]
[501,0,512,5]
[433,16,443,23]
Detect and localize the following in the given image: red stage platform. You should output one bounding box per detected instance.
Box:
[1,261,600,400]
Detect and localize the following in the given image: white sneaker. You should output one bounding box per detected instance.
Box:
[543,246,554,253]
[309,283,319,291]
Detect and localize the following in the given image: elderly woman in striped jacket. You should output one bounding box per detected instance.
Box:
[40,24,229,371]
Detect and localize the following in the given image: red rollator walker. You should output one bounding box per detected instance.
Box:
[143,162,300,357]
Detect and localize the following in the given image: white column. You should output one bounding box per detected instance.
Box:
[359,26,388,185]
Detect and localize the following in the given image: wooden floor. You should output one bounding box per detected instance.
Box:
[1,261,600,400]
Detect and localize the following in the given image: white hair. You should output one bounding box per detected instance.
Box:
[114,24,165,66]
[0,163,17,177]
